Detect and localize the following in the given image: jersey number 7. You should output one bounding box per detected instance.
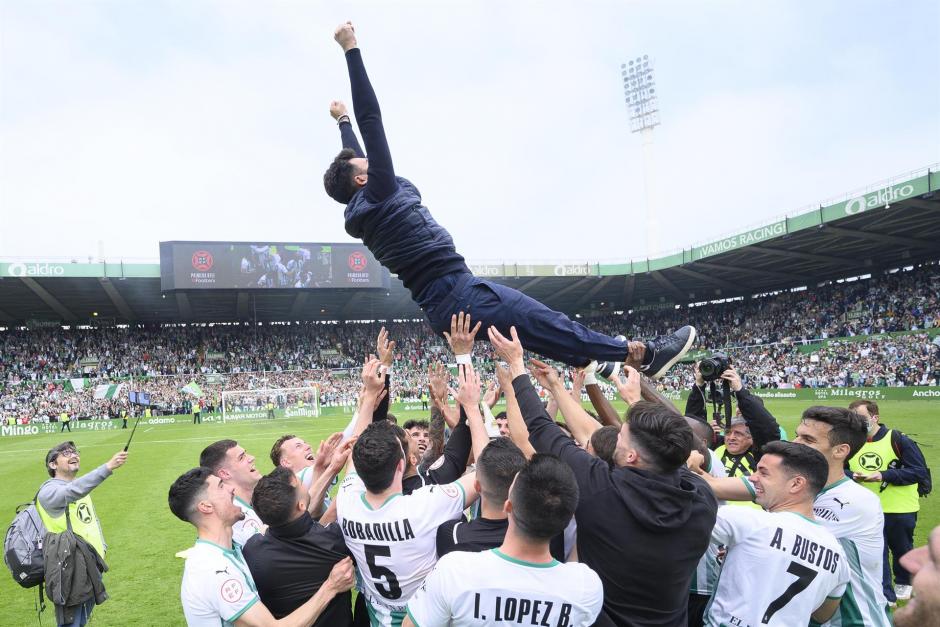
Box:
[762,561,818,624]
[364,544,402,600]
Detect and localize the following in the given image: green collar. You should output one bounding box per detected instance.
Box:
[819,476,852,494]
[491,548,559,568]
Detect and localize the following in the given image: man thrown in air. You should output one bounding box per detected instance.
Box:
[324,22,694,377]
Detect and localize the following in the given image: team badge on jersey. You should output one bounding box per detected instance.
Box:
[220,579,244,603]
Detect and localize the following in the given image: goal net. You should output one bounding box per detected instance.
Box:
[221,386,320,423]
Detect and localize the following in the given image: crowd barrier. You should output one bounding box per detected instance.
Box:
[3,387,937,438]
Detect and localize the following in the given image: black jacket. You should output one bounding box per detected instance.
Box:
[686,384,781,457]
[242,513,352,626]
[516,374,717,627]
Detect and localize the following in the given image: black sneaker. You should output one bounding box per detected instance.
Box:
[640,326,697,380]
[594,336,627,379]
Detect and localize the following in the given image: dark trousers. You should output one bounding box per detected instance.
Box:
[61,421,71,432]
[423,273,628,367]
[688,593,710,627]
[882,511,917,601]
[193,412,201,424]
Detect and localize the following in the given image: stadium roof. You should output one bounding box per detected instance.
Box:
[1,166,939,326]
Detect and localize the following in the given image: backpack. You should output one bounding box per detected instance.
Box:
[4,496,46,588]
[891,429,932,497]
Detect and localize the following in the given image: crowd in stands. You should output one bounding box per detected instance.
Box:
[2,265,938,423]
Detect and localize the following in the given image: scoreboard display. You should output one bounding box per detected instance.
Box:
[159,241,389,291]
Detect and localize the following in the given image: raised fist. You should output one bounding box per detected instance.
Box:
[334,21,357,52]
[330,100,348,120]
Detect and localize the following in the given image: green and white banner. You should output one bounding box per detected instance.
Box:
[181,382,204,397]
[93,383,124,400]
[65,378,91,393]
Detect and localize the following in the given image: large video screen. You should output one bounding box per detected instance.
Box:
[159,241,389,290]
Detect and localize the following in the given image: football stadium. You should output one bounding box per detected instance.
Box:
[3,5,940,627]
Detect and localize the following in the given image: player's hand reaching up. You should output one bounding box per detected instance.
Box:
[613,366,642,405]
[443,312,481,356]
[360,356,386,399]
[456,364,482,410]
[488,326,525,374]
[334,21,357,52]
[376,326,396,368]
[330,100,349,120]
[529,359,562,392]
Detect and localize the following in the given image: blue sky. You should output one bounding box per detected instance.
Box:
[1,0,937,264]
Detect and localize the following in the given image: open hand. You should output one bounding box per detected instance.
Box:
[443,312,481,355]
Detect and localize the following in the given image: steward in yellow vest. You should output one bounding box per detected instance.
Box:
[848,399,930,604]
[37,442,129,569]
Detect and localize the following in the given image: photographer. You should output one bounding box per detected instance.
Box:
[686,359,781,480]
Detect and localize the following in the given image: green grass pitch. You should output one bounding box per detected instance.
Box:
[1,399,937,626]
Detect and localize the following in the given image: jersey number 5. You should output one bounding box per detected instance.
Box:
[364,545,402,600]
[762,561,818,623]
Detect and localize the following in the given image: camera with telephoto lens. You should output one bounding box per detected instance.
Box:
[699,353,732,382]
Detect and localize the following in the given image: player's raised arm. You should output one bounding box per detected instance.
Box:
[333,21,397,202]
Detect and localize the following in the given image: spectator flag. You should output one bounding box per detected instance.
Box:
[93,383,124,400]
[181,382,204,398]
[64,378,90,393]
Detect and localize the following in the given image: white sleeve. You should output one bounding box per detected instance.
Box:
[577,566,605,623]
[202,562,259,623]
[338,471,365,495]
[421,482,468,524]
[405,556,455,626]
[711,505,762,547]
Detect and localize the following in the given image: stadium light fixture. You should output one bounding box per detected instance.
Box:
[621,55,659,133]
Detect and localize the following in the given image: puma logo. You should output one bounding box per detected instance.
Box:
[833,498,849,510]
[215,567,229,575]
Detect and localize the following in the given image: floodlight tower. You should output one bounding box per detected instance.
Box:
[621,55,661,256]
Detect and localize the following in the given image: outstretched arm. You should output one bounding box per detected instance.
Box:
[334,22,397,202]
[330,100,365,157]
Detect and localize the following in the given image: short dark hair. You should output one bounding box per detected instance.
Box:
[251,467,297,527]
[403,419,429,431]
[270,434,296,466]
[199,440,237,474]
[848,399,879,417]
[511,454,578,541]
[761,440,828,497]
[45,441,77,477]
[323,148,360,204]
[477,439,526,505]
[353,421,405,493]
[627,401,694,473]
[494,412,507,421]
[386,413,398,425]
[168,467,212,523]
[801,406,869,459]
[590,426,619,468]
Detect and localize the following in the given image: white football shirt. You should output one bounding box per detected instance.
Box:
[690,450,728,596]
[406,548,603,627]
[180,540,258,627]
[706,506,850,627]
[232,496,264,547]
[813,477,891,627]
[336,472,466,626]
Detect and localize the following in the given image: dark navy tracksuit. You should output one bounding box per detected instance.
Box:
[339,48,627,367]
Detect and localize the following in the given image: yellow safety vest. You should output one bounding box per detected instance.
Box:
[715,445,762,509]
[60,413,70,423]
[848,431,919,514]
[36,491,107,558]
